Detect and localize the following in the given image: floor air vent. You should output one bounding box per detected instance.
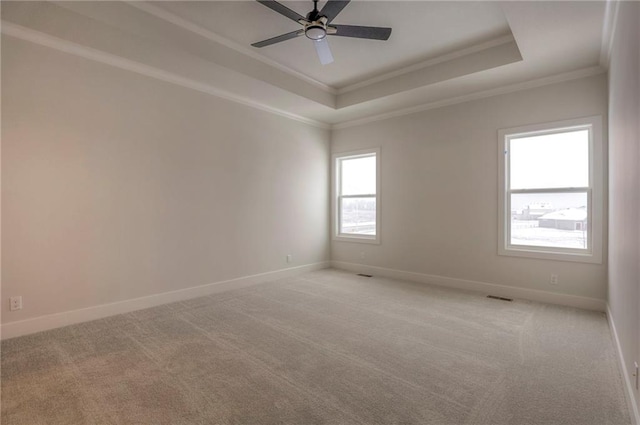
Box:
[357,274,373,277]
[487,295,513,302]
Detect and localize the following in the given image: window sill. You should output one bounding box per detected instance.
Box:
[498,246,601,264]
[334,234,380,245]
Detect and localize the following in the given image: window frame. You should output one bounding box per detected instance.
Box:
[498,116,603,263]
[332,148,381,244]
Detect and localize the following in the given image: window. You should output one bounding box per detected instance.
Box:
[333,148,380,243]
[498,116,603,263]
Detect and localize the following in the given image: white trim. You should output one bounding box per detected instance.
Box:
[332,148,381,244]
[607,304,640,425]
[0,21,330,130]
[600,0,621,69]
[128,2,337,95]
[331,66,605,131]
[497,116,604,264]
[337,35,516,94]
[0,262,330,340]
[110,1,517,98]
[2,18,607,132]
[331,261,607,311]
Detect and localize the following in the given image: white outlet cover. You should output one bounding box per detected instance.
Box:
[10,296,22,311]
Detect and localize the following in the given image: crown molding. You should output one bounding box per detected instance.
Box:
[128,1,338,96]
[3,19,605,133]
[599,0,621,69]
[332,66,605,130]
[337,34,517,94]
[1,21,331,130]
[130,2,516,100]
[1,15,608,134]
[336,38,522,109]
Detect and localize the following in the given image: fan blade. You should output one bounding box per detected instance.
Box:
[331,24,392,40]
[319,0,350,23]
[255,0,305,23]
[313,38,334,65]
[252,29,304,47]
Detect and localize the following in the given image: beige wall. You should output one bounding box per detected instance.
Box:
[1,37,330,324]
[0,22,617,331]
[607,0,640,416]
[332,74,608,301]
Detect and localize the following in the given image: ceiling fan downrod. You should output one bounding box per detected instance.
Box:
[307,0,321,21]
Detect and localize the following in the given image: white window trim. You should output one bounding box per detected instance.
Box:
[497,116,603,264]
[332,148,381,244]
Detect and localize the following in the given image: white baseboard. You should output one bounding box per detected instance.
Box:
[1,261,330,340]
[331,261,607,311]
[607,304,640,425]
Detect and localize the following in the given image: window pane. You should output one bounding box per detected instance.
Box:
[510,129,589,189]
[510,192,588,249]
[340,197,376,235]
[341,155,376,195]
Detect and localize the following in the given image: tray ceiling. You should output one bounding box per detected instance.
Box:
[153,1,512,88]
[1,1,608,127]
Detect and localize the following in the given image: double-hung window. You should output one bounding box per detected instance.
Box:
[333,148,380,243]
[498,116,602,263]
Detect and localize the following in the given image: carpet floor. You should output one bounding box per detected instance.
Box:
[1,269,631,424]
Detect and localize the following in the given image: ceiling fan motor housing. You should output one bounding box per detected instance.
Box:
[306,7,321,22]
[305,15,328,40]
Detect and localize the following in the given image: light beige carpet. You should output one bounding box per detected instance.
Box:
[1,269,631,424]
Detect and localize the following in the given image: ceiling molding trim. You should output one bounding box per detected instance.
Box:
[1,21,330,130]
[129,1,338,95]
[599,0,620,69]
[336,39,522,109]
[332,66,605,131]
[337,34,517,94]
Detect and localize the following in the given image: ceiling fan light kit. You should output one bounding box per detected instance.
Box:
[252,0,392,65]
[306,25,326,41]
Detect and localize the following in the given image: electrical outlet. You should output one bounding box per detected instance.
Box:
[10,296,22,311]
[550,274,559,285]
[286,254,292,263]
[360,252,365,260]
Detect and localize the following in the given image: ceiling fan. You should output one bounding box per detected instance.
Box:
[251,0,392,65]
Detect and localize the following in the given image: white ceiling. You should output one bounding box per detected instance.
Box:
[1,1,609,127]
[153,1,512,88]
